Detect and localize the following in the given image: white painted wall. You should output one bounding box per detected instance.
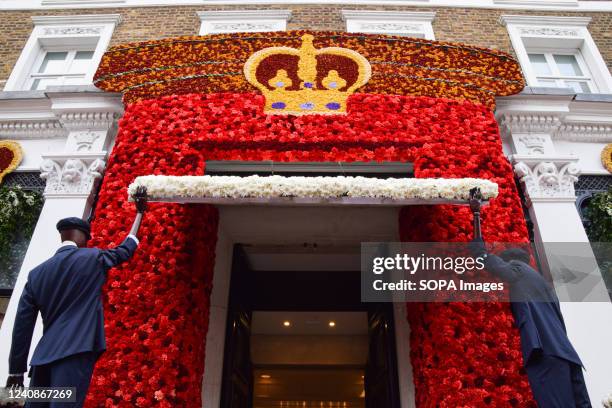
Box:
[554,140,609,174]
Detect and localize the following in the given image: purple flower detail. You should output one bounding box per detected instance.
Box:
[326,102,341,110]
[271,102,286,109]
[300,102,315,110]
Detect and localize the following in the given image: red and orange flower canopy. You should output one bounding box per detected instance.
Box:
[94,30,525,109]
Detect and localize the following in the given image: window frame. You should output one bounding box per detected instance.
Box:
[27,49,96,91]
[341,10,436,40]
[4,14,121,91]
[527,49,596,93]
[500,14,612,93]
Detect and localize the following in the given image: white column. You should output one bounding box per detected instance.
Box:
[0,91,122,386]
[511,155,612,404]
[497,98,612,404]
[201,223,233,408]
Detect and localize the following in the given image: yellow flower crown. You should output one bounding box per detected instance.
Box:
[243,34,371,115]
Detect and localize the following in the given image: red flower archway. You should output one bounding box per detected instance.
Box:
[86,31,534,407]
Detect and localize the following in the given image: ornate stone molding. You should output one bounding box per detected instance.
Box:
[517,134,548,154]
[39,152,106,198]
[58,111,121,132]
[357,22,423,32]
[42,26,104,36]
[209,22,279,32]
[512,155,581,203]
[518,27,579,36]
[72,131,101,151]
[498,113,562,135]
[197,10,291,35]
[0,120,67,139]
[554,123,612,143]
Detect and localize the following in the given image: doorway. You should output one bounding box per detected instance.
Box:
[220,245,401,408]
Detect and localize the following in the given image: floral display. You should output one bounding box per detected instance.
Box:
[88,30,531,407]
[127,174,498,202]
[603,143,612,173]
[243,33,372,115]
[94,31,524,108]
[0,186,43,288]
[84,88,534,407]
[0,140,22,184]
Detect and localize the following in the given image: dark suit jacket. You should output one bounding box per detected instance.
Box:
[8,237,138,374]
[483,254,583,367]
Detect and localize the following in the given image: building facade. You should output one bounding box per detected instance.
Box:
[0,1,611,407]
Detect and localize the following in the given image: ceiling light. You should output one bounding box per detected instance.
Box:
[328,321,336,327]
[260,374,271,379]
[283,321,291,327]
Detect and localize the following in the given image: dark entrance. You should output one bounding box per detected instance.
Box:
[220,245,401,408]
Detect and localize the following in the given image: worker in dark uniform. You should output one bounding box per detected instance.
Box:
[5,186,148,407]
[469,238,591,407]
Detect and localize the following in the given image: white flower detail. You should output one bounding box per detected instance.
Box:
[127,175,498,203]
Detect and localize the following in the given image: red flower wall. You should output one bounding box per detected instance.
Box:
[85,91,534,407]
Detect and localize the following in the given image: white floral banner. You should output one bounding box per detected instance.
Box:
[128,175,498,204]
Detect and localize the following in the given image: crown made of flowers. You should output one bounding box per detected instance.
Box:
[244,34,371,115]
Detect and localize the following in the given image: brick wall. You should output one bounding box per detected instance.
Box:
[1,5,611,84]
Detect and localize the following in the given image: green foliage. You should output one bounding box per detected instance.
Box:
[584,187,612,300]
[585,187,612,242]
[0,186,43,288]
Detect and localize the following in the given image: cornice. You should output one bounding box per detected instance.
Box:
[197,9,292,20]
[41,0,126,5]
[495,92,612,143]
[341,10,436,21]
[31,14,123,26]
[0,87,123,140]
[498,14,591,27]
[1,0,611,11]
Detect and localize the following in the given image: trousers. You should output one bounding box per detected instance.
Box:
[24,351,100,408]
[525,353,591,408]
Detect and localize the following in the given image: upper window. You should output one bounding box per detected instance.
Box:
[197,10,291,35]
[527,51,595,93]
[341,10,436,40]
[4,14,121,91]
[29,50,95,90]
[500,15,612,93]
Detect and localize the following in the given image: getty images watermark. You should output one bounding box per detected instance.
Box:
[361,242,612,303]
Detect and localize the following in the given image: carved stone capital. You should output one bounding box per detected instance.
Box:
[40,152,107,198]
[512,155,581,204]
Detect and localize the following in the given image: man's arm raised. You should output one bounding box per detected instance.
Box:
[97,186,147,270]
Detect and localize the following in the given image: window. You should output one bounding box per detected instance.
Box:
[4,14,121,91]
[341,11,436,40]
[500,15,612,93]
[29,50,95,90]
[527,51,595,93]
[197,10,291,35]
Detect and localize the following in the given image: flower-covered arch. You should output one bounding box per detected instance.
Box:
[86,31,535,407]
